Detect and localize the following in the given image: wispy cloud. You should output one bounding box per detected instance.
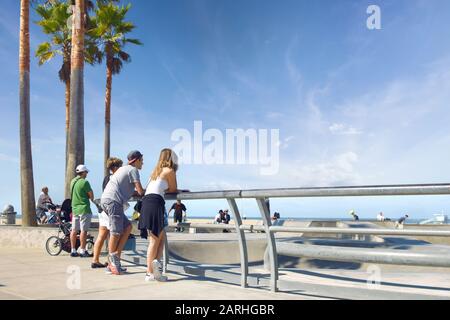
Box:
[283,151,360,187]
[329,123,362,135]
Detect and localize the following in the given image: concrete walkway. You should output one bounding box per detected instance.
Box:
[0,248,310,300]
[1,246,450,300]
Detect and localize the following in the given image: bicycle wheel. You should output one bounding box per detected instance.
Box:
[85,239,94,255]
[45,236,63,256]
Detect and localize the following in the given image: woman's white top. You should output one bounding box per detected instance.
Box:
[145,177,169,196]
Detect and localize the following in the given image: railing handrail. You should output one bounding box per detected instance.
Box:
[151,182,450,293]
[163,183,450,200]
[170,222,450,237]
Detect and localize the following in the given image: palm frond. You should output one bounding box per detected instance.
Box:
[109,57,122,75]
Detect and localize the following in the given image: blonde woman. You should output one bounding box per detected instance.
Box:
[139,148,182,282]
[91,157,123,268]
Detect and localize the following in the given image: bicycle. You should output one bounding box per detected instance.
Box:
[45,213,94,256]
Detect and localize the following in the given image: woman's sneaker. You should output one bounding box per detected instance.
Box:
[145,273,167,282]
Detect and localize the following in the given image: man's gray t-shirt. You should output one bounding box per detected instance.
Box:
[101,165,140,205]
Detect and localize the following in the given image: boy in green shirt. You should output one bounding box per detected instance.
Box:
[70,164,95,257]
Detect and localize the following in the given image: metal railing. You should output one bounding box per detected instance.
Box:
[161,183,450,292]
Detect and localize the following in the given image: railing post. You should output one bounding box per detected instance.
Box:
[163,231,169,273]
[256,197,278,292]
[227,198,249,288]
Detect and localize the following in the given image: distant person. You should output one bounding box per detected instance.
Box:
[101,151,145,275]
[272,212,280,221]
[214,210,224,224]
[350,210,359,221]
[222,210,231,224]
[168,200,187,232]
[36,186,54,224]
[70,165,95,258]
[222,209,231,233]
[139,149,186,282]
[92,157,123,269]
[396,214,409,229]
[377,212,385,222]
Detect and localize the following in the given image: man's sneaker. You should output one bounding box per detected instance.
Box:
[105,264,121,275]
[145,273,168,282]
[119,266,127,273]
[79,251,93,258]
[70,252,79,257]
[107,253,122,275]
[152,259,164,278]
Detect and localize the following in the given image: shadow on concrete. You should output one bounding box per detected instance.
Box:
[382,237,431,246]
[301,259,362,270]
[281,290,345,300]
[285,269,450,292]
[161,268,344,299]
[285,238,386,248]
[168,251,263,267]
[277,256,362,270]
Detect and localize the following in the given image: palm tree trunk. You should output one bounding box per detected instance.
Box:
[65,0,85,198]
[19,0,36,227]
[64,76,70,179]
[104,52,112,177]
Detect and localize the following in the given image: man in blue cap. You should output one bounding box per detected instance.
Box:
[101,150,145,275]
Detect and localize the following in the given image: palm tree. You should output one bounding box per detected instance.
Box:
[34,0,101,181]
[64,0,86,198]
[90,2,142,176]
[19,0,37,227]
[18,0,57,227]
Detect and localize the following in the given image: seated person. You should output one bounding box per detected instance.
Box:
[214,210,224,224]
[222,210,231,224]
[36,186,54,224]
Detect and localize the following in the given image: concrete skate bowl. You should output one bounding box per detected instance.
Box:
[166,221,385,269]
[274,221,388,270]
[300,221,384,243]
[168,239,267,265]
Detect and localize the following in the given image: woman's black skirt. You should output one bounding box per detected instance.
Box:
[138,194,166,237]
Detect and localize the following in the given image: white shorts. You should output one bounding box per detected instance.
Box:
[72,214,92,232]
[98,211,110,229]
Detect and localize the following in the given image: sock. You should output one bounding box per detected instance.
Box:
[71,248,76,254]
[79,249,85,254]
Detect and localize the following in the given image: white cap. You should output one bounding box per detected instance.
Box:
[75,164,89,173]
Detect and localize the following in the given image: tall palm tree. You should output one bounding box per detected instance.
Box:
[19,0,37,227]
[64,0,86,198]
[90,2,142,176]
[34,0,101,180]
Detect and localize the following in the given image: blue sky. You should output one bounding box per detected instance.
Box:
[1,0,450,219]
